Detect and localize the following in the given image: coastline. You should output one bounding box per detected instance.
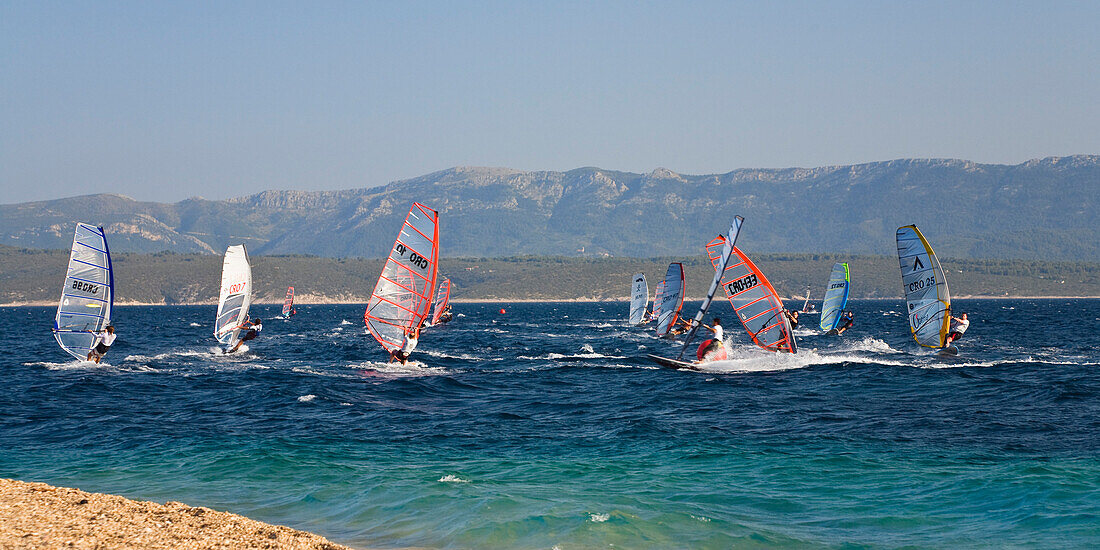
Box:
[3,295,1099,307]
[0,478,357,550]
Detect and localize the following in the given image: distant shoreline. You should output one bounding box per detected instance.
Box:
[4,295,1099,307]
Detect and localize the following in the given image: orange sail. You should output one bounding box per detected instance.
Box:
[707,237,797,353]
[431,278,451,325]
[364,203,439,351]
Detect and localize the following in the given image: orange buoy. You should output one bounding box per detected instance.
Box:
[499,308,506,314]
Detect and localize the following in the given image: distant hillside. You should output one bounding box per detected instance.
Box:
[1,156,1098,261]
[2,246,1096,305]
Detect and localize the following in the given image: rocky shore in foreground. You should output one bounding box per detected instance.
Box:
[0,479,355,550]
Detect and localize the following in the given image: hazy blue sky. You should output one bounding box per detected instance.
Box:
[2,1,1097,203]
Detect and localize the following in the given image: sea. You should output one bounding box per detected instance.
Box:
[2,299,1099,549]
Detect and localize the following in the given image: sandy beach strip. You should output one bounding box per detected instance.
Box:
[0,478,355,550]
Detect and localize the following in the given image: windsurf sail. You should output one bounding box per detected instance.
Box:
[655,263,685,336]
[214,245,252,348]
[282,286,295,317]
[801,289,811,312]
[707,239,797,354]
[651,280,666,322]
[678,216,744,359]
[897,225,950,348]
[431,278,451,325]
[52,223,114,361]
[365,203,440,351]
[819,263,850,331]
[629,273,648,325]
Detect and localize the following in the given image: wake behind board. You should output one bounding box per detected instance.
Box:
[647,354,703,371]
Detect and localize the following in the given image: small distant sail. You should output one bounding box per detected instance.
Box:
[629,273,648,325]
[678,216,744,358]
[819,263,850,331]
[651,280,666,322]
[53,223,114,361]
[365,203,440,351]
[431,278,451,325]
[214,245,252,348]
[282,286,295,318]
[801,288,811,312]
[707,238,797,353]
[897,225,950,348]
[655,263,685,336]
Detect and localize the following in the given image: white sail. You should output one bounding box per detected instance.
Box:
[214,245,252,347]
[655,263,685,336]
[629,273,648,325]
[53,223,113,360]
[896,225,950,348]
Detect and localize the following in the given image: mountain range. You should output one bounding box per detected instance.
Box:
[2,156,1097,260]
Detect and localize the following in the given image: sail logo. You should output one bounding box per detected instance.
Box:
[395,243,430,271]
[226,282,246,294]
[912,256,924,270]
[71,280,100,295]
[726,273,759,294]
[829,282,846,289]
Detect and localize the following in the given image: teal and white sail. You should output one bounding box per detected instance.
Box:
[819,262,850,331]
[629,273,648,325]
[896,225,950,348]
[52,223,114,360]
[214,245,252,348]
[655,263,685,336]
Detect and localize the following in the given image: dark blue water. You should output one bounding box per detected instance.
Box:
[2,299,1099,548]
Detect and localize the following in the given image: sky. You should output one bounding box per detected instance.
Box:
[1,1,1097,204]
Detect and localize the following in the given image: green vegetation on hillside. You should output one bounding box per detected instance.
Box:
[2,246,1097,304]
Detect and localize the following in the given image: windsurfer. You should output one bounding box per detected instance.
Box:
[229,318,262,353]
[438,305,453,324]
[784,309,800,329]
[87,325,116,364]
[390,327,419,365]
[668,318,693,336]
[946,312,969,345]
[835,311,854,334]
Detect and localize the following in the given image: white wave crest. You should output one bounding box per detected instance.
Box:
[189,322,202,327]
[438,475,470,483]
[589,513,610,523]
[297,394,316,402]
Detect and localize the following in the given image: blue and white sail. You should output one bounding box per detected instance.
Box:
[214,245,253,348]
[897,225,951,348]
[678,216,744,358]
[53,223,114,361]
[629,273,648,325]
[819,262,850,331]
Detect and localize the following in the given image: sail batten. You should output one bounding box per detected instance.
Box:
[53,223,114,360]
[365,203,440,351]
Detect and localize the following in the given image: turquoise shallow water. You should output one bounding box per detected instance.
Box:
[2,299,1099,548]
